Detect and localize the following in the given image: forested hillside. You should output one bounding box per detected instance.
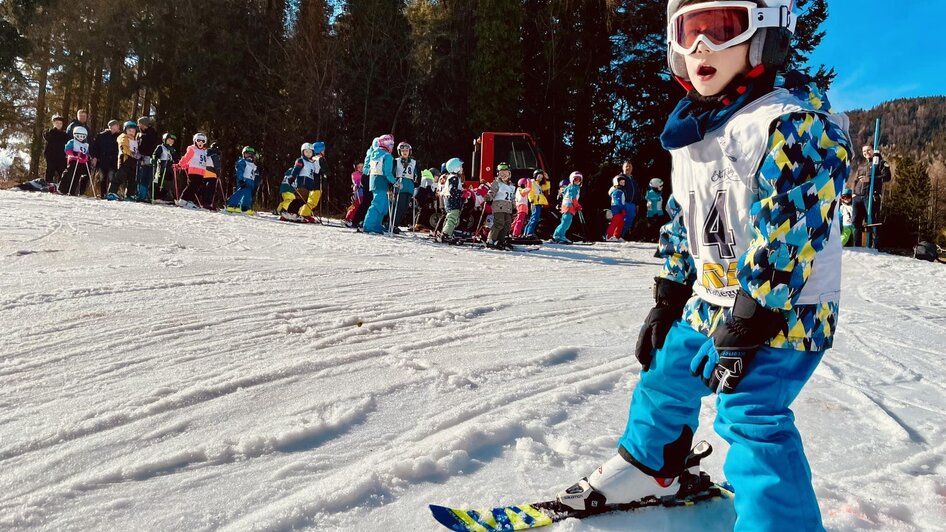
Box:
[845,97,946,249]
[1,0,830,206]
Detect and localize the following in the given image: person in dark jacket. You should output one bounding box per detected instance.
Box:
[135,116,160,201]
[90,120,121,199]
[850,144,892,246]
[43,115,69,185]
[66,109,90,139]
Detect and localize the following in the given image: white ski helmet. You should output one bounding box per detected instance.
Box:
[569,171,583,184]
[612,174,627,187]
[72,126,88,140]
[649,178,664,190]
[666,0,798,82]
[301,142,315,155]
[193,133,207,144]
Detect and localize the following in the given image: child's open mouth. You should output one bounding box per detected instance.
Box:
[697,65,717,81]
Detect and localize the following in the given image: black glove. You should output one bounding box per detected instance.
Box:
[238,180,246,189]
[635,278,692,371]
[690,290,787,393]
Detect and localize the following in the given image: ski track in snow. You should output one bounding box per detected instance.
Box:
[1,190,945,531]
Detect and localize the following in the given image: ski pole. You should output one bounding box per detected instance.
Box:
[389,180,402,237]
[578,210,588,242]
[67,161,80,196]
[866,118,882,248]
[474,204,488,242]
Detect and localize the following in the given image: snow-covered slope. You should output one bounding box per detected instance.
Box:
[1,190,944,531]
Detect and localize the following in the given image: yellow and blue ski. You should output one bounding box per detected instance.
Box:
[429,476,733,532]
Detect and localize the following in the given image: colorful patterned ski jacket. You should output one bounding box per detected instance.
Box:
[658,80,852,352]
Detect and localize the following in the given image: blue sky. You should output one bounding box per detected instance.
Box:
[806,1,946,111]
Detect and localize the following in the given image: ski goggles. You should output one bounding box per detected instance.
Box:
[668,1,797,55]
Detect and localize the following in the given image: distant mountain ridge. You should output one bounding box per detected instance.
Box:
[845,96,946,157]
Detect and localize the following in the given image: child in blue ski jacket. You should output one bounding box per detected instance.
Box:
[552,172,583,243]
[556,3,851,532]
[363,134,396,234]
[643,178,666,242]
[226,146,259,214]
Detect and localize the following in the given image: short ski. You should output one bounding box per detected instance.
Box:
[429,475,732,531]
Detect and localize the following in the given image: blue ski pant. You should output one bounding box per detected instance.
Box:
[524,205,543,236]
[363,188,389,234]
[621,203,637,238]
[136,161,152,200]
[227,181,256,211]
[619,320,824,532]
[553,212,573,241]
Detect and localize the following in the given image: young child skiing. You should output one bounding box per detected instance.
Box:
[278,143,322,222]
[60,126,92,196]
[108,121,140,200]
[345,162,365,226]
[152,133,178,203]
[437,158,465,243]
[225,146,259,214]
[298,141,326,212]
[840,187,854,247]
[363,135,396,234]
[391,141,417,233]
[512,178,531,237]
[176,133,212,208]
[644,178,666,241]
[485,162,516,248]
[524,169,550,237]
[552,172,582,243]
[556,3,851,532]
[605,174,627,241]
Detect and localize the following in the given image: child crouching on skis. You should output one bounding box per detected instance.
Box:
[226,146,259,214]
[278,143,321,223]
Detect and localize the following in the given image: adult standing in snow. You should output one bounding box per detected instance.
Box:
[90,120,121,198]
[135,117,160,201]
[43,115,69,186]
[66,109,90,139]
[557,3,851,532]
[850,144,892,246]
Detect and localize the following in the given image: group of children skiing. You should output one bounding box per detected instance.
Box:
[340,135,669,248]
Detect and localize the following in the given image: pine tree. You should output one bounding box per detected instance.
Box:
[470,0,523,133]
[881,155,933,248]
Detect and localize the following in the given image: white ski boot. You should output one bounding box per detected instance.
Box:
[557,441,713,511]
